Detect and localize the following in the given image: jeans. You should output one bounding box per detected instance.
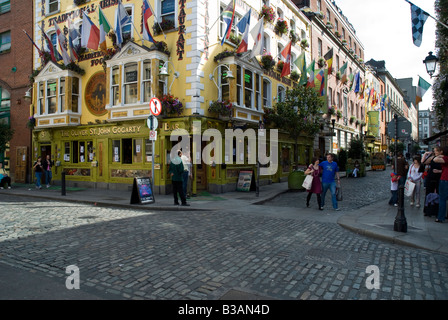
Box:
[182,171,189,197]
[172,180,186,205]
[322,182,337,209]
[45,170,52,185]
[389,190,398,205]
[437,180,448,222]
[35,172,42,188]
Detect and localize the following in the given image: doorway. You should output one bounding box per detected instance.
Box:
[15,146,27,183]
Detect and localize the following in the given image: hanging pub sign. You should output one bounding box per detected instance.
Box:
[130,177,155,204]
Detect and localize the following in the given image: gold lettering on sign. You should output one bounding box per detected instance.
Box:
[113,111,128,118]
[54,118,66,124]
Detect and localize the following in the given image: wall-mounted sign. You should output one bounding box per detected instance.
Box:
[85,71,107,116]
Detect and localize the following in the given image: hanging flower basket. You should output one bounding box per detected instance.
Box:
[328,106,336,115]
[290,70,300,81]
[326,22,333,29]
[300,39,309,49]
[336,110,343,119]
[289,30,298,44]
[350,116,356,124]
[317,57,326,68]
[27,116,36,129]
[158,94,184,116]
[276,60,285,73]
[259,5,275,24]
[260,52,276,71]
[214,49,236,63]
[274,19,289,36]
[209,100,233,118]
[153,20,176,36]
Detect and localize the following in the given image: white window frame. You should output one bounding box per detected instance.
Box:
[244,69,254,109]
[263,78,272,108]
[277,85,286,103]
[71,77,80,113]
[46,79,57,114]
[123,62,139,105]
[46,0,59,16]
[219,64,230,101]
[255,73,261,111]
[58,77,65,113]
[111,66,120,107]
[236,65,243,106]
[157,0,177,27]
[263,33,270,54]
[141,60,152,103]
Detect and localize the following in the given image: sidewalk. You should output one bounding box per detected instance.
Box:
[1,177,448,255]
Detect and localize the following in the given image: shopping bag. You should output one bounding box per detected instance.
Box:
[404,179,415,197]
[336,182,343,201]
[302,174,313,190]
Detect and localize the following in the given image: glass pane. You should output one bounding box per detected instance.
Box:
[112,140,120,163]
[143,61,151,80]
[72,78,79,94]
[79,141,85,162]
[59,78,65,94]
[47,80,57,96]
[143,81,151,102]
[72,141,78,163]
[125,83,138,104]
[124,63,138,83]
[112,67,120,85]
[87,141,93,162]
[47,97,56,114]
[122,138,132,164]
[133,138,143,163]
[113,87,119,105]
[64,142,70,162]
[145,139,153,162]
[71,95,78,113]
[161,0,175,15]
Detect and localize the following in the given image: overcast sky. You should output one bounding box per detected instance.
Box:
[335,0,436,111]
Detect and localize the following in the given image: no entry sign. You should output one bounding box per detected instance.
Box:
[149,97,162,116]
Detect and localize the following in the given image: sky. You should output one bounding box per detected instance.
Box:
[335,0,437,111]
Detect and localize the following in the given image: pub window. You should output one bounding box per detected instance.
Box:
[112,140,121,162]
[145,139,153,162]
[72,141,78,164]
[133,138,143,163]
[72,77,79,113]
[0,30,11,53]
[47,80,57,114]
[59,78,65,112]
[0,86,10,109]
[79,141,86,162]
[124,62,138,104]
[38,82,44,115]
[111,66,120,106]
[142,60,152,103]
[0,0,11,14]
[220,65,230,101]
[236,65,242,106]
[64,142,70,162]
[47,0,59,15]
[160,0,176,25]
[244,69,253,108]
[263,78,271,108]
[122,138,133,164]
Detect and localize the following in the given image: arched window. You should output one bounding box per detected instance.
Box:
[263,33,270,54]
[0,86,10,109]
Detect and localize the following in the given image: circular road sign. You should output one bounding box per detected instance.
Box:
[147,115,159,131]
[149,97,162,116]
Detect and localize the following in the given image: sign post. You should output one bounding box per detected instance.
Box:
[148,97,161,198]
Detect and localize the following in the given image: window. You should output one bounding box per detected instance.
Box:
[158,61,166,97]
[134,139,143,163]
[263,79,271,108]
[112,138,142,164]
[255,74,261,110]
[277,85,285,102]
[0,0,10,14]
[236,65,242,106]
[244,69,253,108]
[142,60,152,103]
[0,86,10,109]
[50,32,59,59]
[263,33,270,54]
[72,77,79,112]
[335,55,340,73]
[38,82,44,115]
[59,78,65,112]
[220,65,230,101]
[160,0,175,25]
[0,31,11,53]
[145,139,153,162]
[122,6,134,40]
[111,66,120,106]
[328,87,333,107]
[47,80,57,114]
[47,0,59,15]
[317,0,321,12]
[64,142,70,162]
[317,38,322,57]
[342,28,345,40]
[124,63,138,104]
[334,19,338,31]
[326,9,330,22]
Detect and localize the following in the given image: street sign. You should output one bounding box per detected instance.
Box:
[149,97,162,116]
[387,117,412,139]
[147,115,158,130]
[149,130,157,141]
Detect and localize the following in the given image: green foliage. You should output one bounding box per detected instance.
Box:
[0,125,14,153]
[338,148,348,171]
[348,137,365,160]
[388,142,405,154]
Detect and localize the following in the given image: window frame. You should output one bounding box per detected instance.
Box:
[262,78,272,108]
[159,0,176,26]
[277,85,286,103]
[46,0,60,16]
[141,59,152,103]
[121,5,134,40]
[0,0,10,14]
[58,77,65,113]
[0,30,11,53]
[0,86,10,110]
[123,62,139,105]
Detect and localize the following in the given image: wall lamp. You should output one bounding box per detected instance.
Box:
[423,51,438,78]
[159,60,180,92]
[24,87,33,101]
[209,64,235,99]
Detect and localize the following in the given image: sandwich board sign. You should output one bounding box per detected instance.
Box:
[130,177,155,204]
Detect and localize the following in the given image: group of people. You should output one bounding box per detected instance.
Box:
[390,147,448,223]
[33,155,53,189]
[304,153,341,211]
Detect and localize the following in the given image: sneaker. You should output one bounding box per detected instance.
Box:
[181,203,190,206]
[394,204,398,207]
[334,208,340,211]
[7,186,11,189]
[46,184,50,188]
[410,202,414,206]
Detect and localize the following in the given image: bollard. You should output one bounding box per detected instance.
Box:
[393,185,407,232]
[61,171,66,196]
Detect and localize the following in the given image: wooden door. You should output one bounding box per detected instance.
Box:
[195,141,208,190]
[15,146,27,183]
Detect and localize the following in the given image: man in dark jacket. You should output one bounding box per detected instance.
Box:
[42,154,54,188]
[169,150,190,206]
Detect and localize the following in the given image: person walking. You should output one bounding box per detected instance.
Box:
[0,162,11,189]
[407,156,423,208]
[180,149,192,199]
[392,151,409,187]
[169,150,190,206]
[319,153,340,211]
[42,154,54,188]
[422,148,442,216]
[432,146,448,223]
[304,157,323,209]
[33,157,44,189]
[389,172,400,207]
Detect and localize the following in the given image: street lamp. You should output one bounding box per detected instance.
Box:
[159,60,180,92]
[209,64,235,100]
[23,87,32,101]
[423,51,438,78]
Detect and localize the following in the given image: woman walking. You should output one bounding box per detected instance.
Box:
[304,157,323,210]
[33,157,43,189]
[407,156,423,208]
[422,148,442,216]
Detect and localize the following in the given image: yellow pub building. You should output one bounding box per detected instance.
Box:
[30,0,316,194]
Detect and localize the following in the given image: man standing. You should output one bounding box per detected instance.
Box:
[392,151,408,187]
[180,149,192,199]
[169,150,190,206]
[319,153,340,211]
[42,154,54,188]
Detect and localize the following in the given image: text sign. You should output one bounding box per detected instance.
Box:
[387,117,412,139]
[130,177,155,204]
[150,97,162,116]
[149,130,157,141]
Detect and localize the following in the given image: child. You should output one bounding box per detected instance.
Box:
[389,173,400,207]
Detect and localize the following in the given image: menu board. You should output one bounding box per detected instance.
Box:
[236,170,254,192]
[130,177,155,204]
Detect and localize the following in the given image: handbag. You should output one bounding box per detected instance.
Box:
[302,174,313,190]
[336,181,343,201]
[404,179,415,197]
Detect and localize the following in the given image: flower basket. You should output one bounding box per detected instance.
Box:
[27,116,36,129]
[328,106,336,115]
[289,30,298,44]
[317,57,326,69]
[334,31,341,38]
[158,94,184,116]
[259,5,275,23]
[326,22,333,29]
[260,52,276,71]
[214,49,236,63]
[290,70,300,81]
[276,60,285,73]
[228,31,241,46]
[350,116,356,124]
[209,100,233,118]
[336,71,342,81]
[300,39,309,49]
[153,20,176,36]
[274,19,288,36]
[336,110,342,119]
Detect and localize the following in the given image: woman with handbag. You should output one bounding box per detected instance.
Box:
[304,157,323,210]
[407,156,423,208]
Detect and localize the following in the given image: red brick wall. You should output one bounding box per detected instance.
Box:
[0,1,34,182]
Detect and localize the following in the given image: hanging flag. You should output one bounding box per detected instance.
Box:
[306,60,315,88]
[38,25,57,63]
[353,71,360,93]
[142,0,157,44]
[339,62,348,83]
[221,0,236,46]
[81,12,100,50]
[324,48,333,74]
[280,41,292,77]
[98,7,112,53]
[416,76,431,105]
[115,0,132,47]
[348,73,354,92]
[316,69,327,96]
[22,29,44,58]
[359,82,365,99]
[380,94,387,112]
[249,18,264,58]
[236,9,251,53]
[406,0,430,47]
[67,17,80,61]
[54,22,72,65]
[294,52,307,86]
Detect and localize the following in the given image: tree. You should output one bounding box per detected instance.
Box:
[0,124,14,154]
[266,86,324,165]
[348,137,365,160]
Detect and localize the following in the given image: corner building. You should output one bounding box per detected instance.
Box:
[31,0,317,194]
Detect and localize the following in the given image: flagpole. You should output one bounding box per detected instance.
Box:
[405,0,448,30]
[116,0,144,45]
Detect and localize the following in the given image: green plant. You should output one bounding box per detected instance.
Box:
[276,60,285,73]
[0,124,14,154]
[300,39,309,49]
[153,20,176,35]
[350,116,356,124]
[214,49,236,63]
[259,5,275,23]
[317,57,326,68]
[26,116,36,129]
[158,94,184,116]
[290,70,300,81]
[274,19,288,36]
[289,30,298,44]
[336,110,342,119]
[260,52,276,71]
[338,148,348,171]
[328,106,336,115]
[228,31,242,46]
[348,137,365,160]
[208,100,233,117]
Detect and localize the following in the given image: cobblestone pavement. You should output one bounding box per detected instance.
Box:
[0,170,447,300]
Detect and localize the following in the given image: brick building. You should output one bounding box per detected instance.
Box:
[0,0,34,183]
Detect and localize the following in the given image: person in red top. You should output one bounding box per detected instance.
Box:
[433,146,448,222]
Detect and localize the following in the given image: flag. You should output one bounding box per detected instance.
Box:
[294,52,307,86]
[353,71,360,93]
[221,0,236,46]
[306,60,315,88]
[39,25,57,62]
[236,9,251,53]
[316,69,327,96]
[280,41,292,77]
[115,0,132,48]
[380,94,387,112]
[67,17,80,61]
[407,0,430,47]
[416,76,431,105]
[348,73,354,92]
[98,7,112,53]
[249,18,264,58]
[142,0,157,44]
[339,62,348,83]
[324,48,333,74]
[81,12,100,50]
[54,22,71,65]
[359,82,365,99]
[22,29,44,58]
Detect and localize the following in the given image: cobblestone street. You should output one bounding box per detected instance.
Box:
[0,169,447,301]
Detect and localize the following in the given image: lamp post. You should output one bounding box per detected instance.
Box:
[423,51,439,78]
[159,60,180,92]
[209,64,235,100]
[393,114,407,233]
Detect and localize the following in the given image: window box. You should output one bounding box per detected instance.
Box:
[208,100,233,118]
[153,20,176,36]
